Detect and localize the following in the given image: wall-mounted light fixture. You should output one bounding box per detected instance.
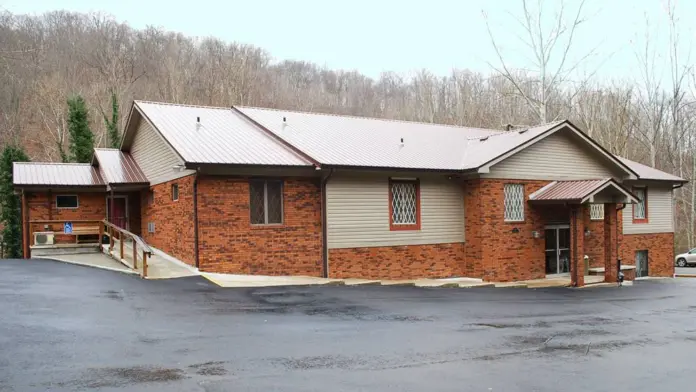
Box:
[584,228,591,237]
[531,230,541,239]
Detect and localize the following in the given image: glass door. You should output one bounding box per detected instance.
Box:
[635,250,648,277]
[545,226,571,275]
[558,228,570,274]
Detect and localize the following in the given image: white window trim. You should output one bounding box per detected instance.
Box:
[171,184,179,202]
[504,184,525,222]
[56,195,79,209]
[250,180,284,225]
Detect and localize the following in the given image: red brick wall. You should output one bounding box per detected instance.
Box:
[620,232,675,277]
[27,191,106,244]
[463,179,556,282]
[329,243,465,279]
[196,177,323,276]
[140,175,196,266]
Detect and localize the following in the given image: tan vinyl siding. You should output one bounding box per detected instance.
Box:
[623,185,674,234]
[484,131,622,180]
[327,174,465,248]
[130,116,193,185]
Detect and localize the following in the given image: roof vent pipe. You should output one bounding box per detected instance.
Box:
[399,137,404,148]
[282,116,287,130]
[195,116,201,131]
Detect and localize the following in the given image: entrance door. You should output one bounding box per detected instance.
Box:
[107,196,128,229]
[635,250,649,277]
[545,226,571,275]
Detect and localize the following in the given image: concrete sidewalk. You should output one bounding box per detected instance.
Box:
[202,275,495,288]
[202,273,345,287]
[35,252,138,275]
[103,240,198,279]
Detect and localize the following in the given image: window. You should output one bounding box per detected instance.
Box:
[56,195,78,209]
[147,222,155,233]
[503,184,524,222]
[633,187,648,223]
[389,179,420,230]
[590,204,604,220]
[250,180,283,225]
[171,184,179,201]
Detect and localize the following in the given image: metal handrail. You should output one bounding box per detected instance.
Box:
[101,219,152,278]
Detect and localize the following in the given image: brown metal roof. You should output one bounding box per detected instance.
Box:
[132,101,314,166]
[529,179,639,203]
[13,162,105,187]
[92,148,148,184]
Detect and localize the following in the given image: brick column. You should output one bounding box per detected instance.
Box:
[604,203,618,282]
[570,205,585,287]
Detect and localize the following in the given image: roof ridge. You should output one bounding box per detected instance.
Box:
[14,162,92,166]
[237,104,502,133]
[135,100,233,111]
[94,148,120,151]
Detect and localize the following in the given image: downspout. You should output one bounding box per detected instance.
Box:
[616,203,627,271]
[193,168,200,269]
[22,189,29,259]
[571,206,578,287]
[320,168,335,278]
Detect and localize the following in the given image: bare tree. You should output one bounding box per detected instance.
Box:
[484,0,596,124]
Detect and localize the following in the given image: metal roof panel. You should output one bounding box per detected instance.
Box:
[13,162,105,186]
[93,149,149,184]
[134,101,313,166]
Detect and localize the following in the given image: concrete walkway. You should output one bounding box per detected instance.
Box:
[35,252,137,275]
[102,240,197,279]
[202,273,345,287]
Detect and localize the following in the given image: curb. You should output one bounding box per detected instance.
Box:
[493,283,528,288]
[344,280,382,286]
[35,256,139,276]
[675,274,696,278]
[381,282,417,287]
[464,283,498,288]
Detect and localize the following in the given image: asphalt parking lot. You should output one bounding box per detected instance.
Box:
[2,259,696,392]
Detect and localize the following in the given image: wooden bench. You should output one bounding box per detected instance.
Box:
[71,226,101,244]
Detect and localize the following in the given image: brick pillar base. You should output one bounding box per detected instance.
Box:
[604,203,618,282]
[570,205,585,287]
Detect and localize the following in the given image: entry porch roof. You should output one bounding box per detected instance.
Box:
[528,178,640,204]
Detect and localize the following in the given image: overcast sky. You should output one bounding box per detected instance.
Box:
[3,0,693,85]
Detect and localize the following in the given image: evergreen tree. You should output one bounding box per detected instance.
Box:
[0,145,30,258]
[67,95,94,163]
[103,91,120,148]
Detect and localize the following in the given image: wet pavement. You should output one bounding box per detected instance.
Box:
[2,259,696,391]
[676,266,696,275]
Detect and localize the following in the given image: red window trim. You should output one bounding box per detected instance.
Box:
[632,186,649,224]
[388,178,421,231]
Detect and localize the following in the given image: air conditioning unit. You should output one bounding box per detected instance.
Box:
[34,232,55,246]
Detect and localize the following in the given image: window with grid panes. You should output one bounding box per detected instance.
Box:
[633,187,647,221]
[249,180,283,225]
[389,179,419,228]
[503,184,524,221]
[590,204,604,220]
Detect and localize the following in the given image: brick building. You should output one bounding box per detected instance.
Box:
[13,101,686,285]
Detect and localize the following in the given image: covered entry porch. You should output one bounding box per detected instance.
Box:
[529,179,640,287]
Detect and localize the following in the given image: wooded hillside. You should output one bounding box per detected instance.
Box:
[0,10,694,249]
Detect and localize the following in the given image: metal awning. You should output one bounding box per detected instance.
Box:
[528,178,639,204]
[92,149,149,189]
